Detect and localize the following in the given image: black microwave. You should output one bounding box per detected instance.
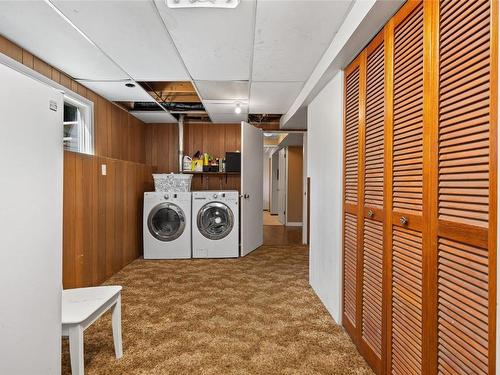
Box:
[225,152,241,172]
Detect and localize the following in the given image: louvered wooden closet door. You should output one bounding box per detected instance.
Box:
[359,31,385,374]
[343,57,361,339]
[436,0,496,373]
[388,2,425,374]
[342,0,497,373]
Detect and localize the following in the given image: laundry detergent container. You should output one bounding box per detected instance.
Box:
[153,173,193,192]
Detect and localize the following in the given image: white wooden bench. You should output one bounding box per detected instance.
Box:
[62,286,123,375]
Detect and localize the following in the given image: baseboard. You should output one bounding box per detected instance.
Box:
[286,222,303,227]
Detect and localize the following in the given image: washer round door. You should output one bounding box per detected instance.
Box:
[148,203,186,242]
[197,202,234,240]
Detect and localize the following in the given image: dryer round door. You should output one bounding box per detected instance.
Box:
[148,203,186,242]
[197,202,234,240]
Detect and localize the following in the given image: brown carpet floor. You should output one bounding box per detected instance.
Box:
[62,245,372,375]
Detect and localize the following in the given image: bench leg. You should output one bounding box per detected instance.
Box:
[69,325,84,375]
[111,294,123,359]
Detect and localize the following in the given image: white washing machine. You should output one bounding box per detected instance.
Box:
[143,192,191,259]
[192,191,239,258]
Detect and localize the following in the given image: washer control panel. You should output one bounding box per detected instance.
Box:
[163,193,178,201]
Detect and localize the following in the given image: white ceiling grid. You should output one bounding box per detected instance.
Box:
[76,80,154,102]
[0,0,353,123]
[0,1,128,81]
[250,0,351,115]
[196,80,249,100]
[52,0,190,81]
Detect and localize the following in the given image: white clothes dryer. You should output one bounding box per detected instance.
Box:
[192,191,239,258]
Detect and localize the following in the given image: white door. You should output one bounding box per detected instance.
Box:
[240,121,263,256]
[0,63,63,374]
[278,148,287,224]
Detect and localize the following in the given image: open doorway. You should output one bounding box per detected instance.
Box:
[262,131,306,245]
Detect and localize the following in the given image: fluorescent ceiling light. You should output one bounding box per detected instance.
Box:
[166,0,240,9]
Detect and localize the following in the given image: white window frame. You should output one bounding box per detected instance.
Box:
[63,95,93,155]
[0,51,94,155]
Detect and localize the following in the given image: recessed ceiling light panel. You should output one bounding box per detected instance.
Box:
[166,0,240,9]
[234,102,242,114]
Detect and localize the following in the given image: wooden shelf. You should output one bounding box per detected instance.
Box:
[183,171,240,176]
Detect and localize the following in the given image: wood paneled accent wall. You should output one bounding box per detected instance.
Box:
[145,123,179,172]
[342,1,498,374]
[63,152,154,288]
[145,122,241,191]
[0,35,153,289]
[287,146,303,223]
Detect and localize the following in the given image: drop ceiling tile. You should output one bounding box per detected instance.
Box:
[249,82,303,114]
[154,0,255,80]
[52,1,189,81]
[210,113,248,124]
[77,80,154,102]
[130,111,177,124]
[196,81,249,100]
[253,1,352,81]
[0,1,127,81]
[203,100,248,114]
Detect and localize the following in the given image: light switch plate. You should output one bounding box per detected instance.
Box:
[101,164,107,176]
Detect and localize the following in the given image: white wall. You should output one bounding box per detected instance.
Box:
[263,150,270,210]
[307,71,344,323]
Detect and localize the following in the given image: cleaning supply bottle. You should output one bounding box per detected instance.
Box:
[183,155,192,171]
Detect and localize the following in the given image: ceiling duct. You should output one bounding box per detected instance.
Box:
[125,101,204,112]
[160,102,205,112]
[129,102,162,111]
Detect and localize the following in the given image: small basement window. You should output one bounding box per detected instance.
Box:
[63,95,93,154]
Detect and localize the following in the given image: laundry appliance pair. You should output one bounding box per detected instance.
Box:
[143,191,239,259]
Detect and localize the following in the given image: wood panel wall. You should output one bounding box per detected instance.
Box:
[342,1,498,374]
[145,123,179,172]
[63,152,154,288]
[145,122,241,191]
[183,122,241,158]
[0,35,153,289]
[94,96,146,163]
[287,146,303,223]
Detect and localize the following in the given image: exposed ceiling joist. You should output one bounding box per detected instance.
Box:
[139,81,201,103]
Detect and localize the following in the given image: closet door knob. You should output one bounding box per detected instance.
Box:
[400,216,408,225]
[367,210,374,218]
